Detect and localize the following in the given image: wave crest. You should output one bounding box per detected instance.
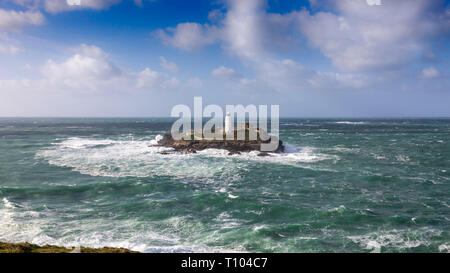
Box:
[36,136,337,179]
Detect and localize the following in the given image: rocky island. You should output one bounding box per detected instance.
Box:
[157,119,284,156]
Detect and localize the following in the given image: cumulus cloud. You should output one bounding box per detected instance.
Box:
[158,0,449,73]
[421,67,440,79]
[0,9,44,31]
[221,0,266,60]
[10,0,154,13]
[256,59,370,92]
[156,23,219,51]
[156,0,295,59]
[43,0,121,13]
[155,0,375,92]
[211,66,240,79]
[158,0,450,98]
[208,9,224,23]
[0,43,21,54]
[211,59,369,93]
[43,44,120,78]
[136,67,179,89]
[159,56,179,73]
[211,65,260,91]
[296,0,449,72]
[0,44,188,95]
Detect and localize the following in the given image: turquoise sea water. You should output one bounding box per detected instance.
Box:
[0,118,449,253]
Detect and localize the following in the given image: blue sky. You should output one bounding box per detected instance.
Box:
[0,0,449,117]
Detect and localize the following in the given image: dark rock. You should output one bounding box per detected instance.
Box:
[156,126,285,154]
[0,241,138,253]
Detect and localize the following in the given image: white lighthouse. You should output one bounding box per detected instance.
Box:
[225,112,232,135]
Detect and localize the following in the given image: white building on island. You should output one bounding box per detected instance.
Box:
[225,112,232,135]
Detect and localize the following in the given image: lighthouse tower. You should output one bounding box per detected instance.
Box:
[225,112,232,135]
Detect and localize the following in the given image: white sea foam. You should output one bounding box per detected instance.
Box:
[348,229,440,253]
[0,200,47,244]
[253,225,267,232]
[371,153,387,160]
[214,212,241,229]
[0,202,241,253]
[55,138,117,149]
[439,244,450,253]
[395,154,410,162]
[328,205,347,213]
[333,121,367,125]
[2,198,15,209]
[36,136,337,179]
[196,146,337,165]
[37,136,227,179]
[228,193,239,199]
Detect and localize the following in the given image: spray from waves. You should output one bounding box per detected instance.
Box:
[36,136,338,179]
[2,197,16,209]
[333,121,368,125]
[0,199,242,252]
[348,228,442,253]
[0,198,44,244]
[38,137,220,179]
[195,144,338,165]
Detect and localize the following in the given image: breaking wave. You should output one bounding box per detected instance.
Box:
[348,229,442,253]
[0,199,240,253]
[333,121,368,125]
[36,136,338,179]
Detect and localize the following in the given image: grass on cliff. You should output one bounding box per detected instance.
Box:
[0,242,138,253]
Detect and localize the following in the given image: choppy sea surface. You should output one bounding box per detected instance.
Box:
[0,118,449,253]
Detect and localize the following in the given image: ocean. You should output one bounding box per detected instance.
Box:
[0,118,449,253]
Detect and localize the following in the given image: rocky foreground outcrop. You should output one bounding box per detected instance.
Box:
[157,124,284,155]
[0,242,138,253]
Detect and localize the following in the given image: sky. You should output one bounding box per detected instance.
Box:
[0,0,449,117]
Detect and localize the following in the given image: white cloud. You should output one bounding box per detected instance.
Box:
[208,9,224,23]
[158,0,448,74]
[156,23,218,51]
[421,67,440,79]
[211,59,369,93]
[154,0,375,92]
[366,0,382,6]
[296,0,448,72]
[38,44,128,93]
[221,0,266,60]
[0,9,44,31]
[42,44,122,84]
[10,0,148,13]
[0,43,21,54]
[157,0,294,59]
[136,67,179,89]
[211,66,240,79]
[0,44,188,95]
[256,59,369,92]
[159,56,179,73]
[43,0,121,13]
